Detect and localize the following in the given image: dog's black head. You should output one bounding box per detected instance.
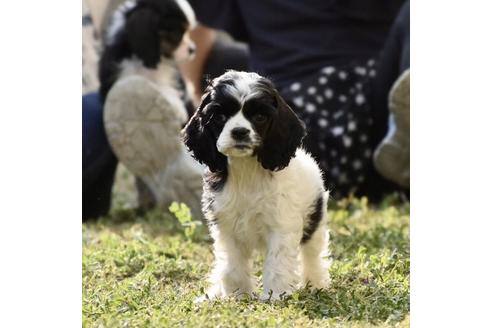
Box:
[107,0,196,68]
[182,70,306,172]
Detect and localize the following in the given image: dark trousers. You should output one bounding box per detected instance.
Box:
[371,1,410,147]
[82,92,117,221]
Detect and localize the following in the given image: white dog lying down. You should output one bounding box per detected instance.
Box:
[183,71,331,301]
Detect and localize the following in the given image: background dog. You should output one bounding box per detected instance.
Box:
[98,0,196,114]
[99,0,204,218]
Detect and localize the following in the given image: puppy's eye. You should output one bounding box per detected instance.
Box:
[214,113,227,123]
[252,114,267,124]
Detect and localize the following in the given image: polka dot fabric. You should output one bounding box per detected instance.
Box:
[280,59,377,199]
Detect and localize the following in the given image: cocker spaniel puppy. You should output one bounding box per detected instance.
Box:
[183,71,331,301]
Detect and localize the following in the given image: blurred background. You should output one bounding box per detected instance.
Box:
[83,0,409,221]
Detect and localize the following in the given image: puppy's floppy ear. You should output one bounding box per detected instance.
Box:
[125,7,160,68]
[257,93,306,171]
[182,92,227,173]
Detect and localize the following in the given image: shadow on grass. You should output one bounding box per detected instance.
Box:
[83,208,212,284]
[85,207,210,241]
[269,278,409,324]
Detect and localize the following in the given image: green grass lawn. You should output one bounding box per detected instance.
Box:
[83,171,409,327]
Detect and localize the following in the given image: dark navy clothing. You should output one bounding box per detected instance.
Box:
[279,59,379,199]
[371,1,410,148]
[189,0,405,90]
[82,92,117,220]
[189,0,409,200]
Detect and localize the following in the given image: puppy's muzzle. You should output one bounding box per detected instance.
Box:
[188,45,196,56]
[231,127,250,142]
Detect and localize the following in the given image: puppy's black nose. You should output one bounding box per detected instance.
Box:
[231,127,250,140]
[188,46,196,56]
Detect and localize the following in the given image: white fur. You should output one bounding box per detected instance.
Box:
[201,149,331,301]
[222,71,266,105]
[174,31,196,62]
[105,0,137,45]
[216,111,260,157]
[175,0,197,28]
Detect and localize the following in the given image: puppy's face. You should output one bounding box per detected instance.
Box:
[170,30,196,62]
[183,71,306,172]
[157,0,196,62]
[214,84,276,158]
[121,0,197,67]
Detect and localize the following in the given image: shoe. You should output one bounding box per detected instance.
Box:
[104,76,204,219]
[373,69,410,188]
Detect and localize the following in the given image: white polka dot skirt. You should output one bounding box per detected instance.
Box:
[280,58,378,199]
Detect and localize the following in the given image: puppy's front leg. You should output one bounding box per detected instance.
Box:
[207,233,253,300]
[261,232,301,300]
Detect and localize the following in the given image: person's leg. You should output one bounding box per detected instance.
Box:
[371,0,410,146]
[104,76,205,219]
[82,92,118,221]
[374,70,410,187]
[370,1,410,189]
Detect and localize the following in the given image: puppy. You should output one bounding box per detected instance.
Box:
[98,0,196,115]
[183,71,331,301]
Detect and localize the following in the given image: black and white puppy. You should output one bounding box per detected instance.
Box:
[98,0,196,112]
[183,71,331,301]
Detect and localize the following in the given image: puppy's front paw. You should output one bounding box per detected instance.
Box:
[194,284,224,303]
[194,294,208,304]
[259,290,290,302]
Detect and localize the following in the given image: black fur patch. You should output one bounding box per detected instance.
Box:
[255,87,306,171]
[182,92,229,173]
[202,170,228,227]
[201,189,216,222]
[301,195,324,244]
[204,169,228,192]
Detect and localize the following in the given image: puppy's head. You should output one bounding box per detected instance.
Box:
[108,0,197,67]
[182,71,306,172]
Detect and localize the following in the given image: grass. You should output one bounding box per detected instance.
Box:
[83,169,409,327]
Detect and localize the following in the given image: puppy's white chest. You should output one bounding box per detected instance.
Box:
[214,179,275,248]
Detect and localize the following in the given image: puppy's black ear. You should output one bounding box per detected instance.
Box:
[182,93,227,173]
[125,7,160,68]
[257,93,306,171]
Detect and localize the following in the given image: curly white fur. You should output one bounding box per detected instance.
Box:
[202,150,330,301]
[183,71,332,302]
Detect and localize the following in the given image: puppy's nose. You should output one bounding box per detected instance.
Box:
[188,45,196,56]
[231,127,250,140]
